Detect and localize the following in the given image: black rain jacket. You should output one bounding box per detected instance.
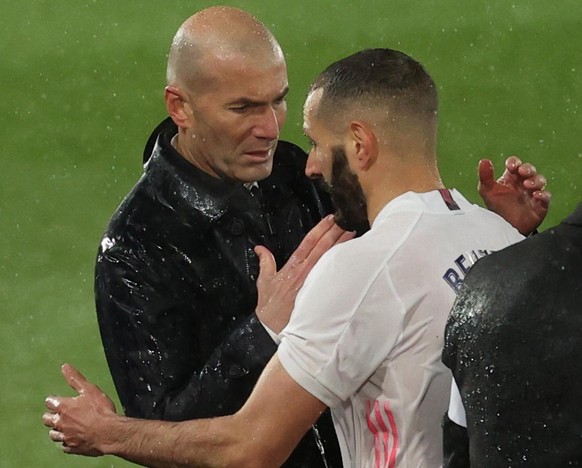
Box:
[95,119,342,467]
[443,202,582,467]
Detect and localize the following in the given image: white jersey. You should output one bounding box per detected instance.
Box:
[278,189,523,468]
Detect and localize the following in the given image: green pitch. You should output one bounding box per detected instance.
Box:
[1,1,580,466]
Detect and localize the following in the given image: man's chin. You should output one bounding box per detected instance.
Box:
[240,162,274,183]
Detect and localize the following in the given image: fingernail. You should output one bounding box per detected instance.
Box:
[46,397,60,408]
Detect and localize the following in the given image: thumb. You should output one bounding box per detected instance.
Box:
[477,159,495,192]
[254,245,277,285]
[61,363,89,395]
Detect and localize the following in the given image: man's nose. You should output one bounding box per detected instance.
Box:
[305,149,322,179]
[254,106,281,141]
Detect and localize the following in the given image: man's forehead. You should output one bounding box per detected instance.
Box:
[200,51,287,94]
[303,89,324,129]
[204,44,285,73]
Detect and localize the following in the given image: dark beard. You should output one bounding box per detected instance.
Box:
[327,146,370,235]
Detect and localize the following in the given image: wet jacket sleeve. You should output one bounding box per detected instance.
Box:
[443,412,470,468]
[162,313,279,420]
[442,297,470,467]
[95,244,278,421]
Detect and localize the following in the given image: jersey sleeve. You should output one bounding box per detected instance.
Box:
[278,241,404,408]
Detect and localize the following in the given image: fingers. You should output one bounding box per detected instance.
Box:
[506,156,541,184]
[45,413,69,451]
[523,173,546,191]
[504,155,523,173]
[534,189,552,209]
[288,214,348,265]
[509,157,547,192]
[477,159,495,190]
[48,429,83,455]
[49,428,65,443]
[308,223,353,259]
[337,230,357,245]
[49,429,79,448]
[497,156,547,191]
[43,411,60,428]
[516,162,537,179]
[61,363,88,394]
[291,215,336,261]
[296,221,350,270]
[45,395,61,411]
[255,245,277,283]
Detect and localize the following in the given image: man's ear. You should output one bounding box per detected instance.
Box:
[164,86,192,128]
[349,121,377,170]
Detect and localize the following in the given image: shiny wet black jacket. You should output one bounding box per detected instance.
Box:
[443,203,582,467]
[95,120,342,467]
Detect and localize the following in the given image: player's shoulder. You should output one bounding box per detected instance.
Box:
[314,218,410,284]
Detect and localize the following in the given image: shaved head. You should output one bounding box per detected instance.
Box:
[163,7,289,183]
[307,48,438,159]
[167,6,285,92]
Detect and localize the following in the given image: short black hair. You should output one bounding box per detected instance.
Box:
[309,48,437,120]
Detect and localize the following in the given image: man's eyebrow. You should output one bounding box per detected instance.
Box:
[277,86,290,100]
[227,87,290,106]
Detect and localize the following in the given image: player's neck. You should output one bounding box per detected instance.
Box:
[365,169,444,225]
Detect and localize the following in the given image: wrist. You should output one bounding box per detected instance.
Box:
[259,319,282,344]
[94,413,128,456]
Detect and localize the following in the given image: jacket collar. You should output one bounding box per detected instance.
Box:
[145,124,253,225]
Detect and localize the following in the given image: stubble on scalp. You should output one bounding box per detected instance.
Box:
[308,49,439,164]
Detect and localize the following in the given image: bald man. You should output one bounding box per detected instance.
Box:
[47,47,547,467]
[94,6,347,467]
[90,7,548,468]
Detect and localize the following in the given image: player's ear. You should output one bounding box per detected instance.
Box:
[348,121,377,170]
[165,86,192,128]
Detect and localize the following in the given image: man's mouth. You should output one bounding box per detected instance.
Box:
[245,148,273,160]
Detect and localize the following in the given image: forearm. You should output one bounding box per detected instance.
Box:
[100,354,323,468]
[98,415,247,468]
[47,358,322,468]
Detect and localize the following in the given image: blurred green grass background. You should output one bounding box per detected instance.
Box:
[1,1,580,466]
